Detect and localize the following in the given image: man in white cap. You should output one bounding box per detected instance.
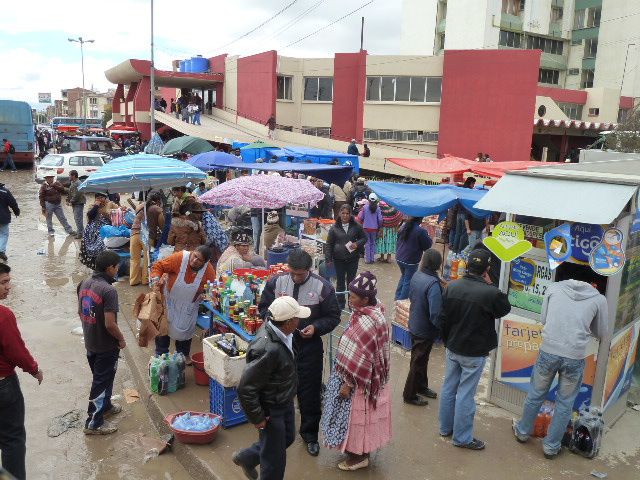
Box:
[234,296,310,480]
[347,139,359,156]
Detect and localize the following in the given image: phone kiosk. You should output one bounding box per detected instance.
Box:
[475,159,640,425]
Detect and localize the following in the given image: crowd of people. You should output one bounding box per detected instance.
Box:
[0,161,612,480]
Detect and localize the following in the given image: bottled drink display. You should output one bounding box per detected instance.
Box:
[158,355,169,396]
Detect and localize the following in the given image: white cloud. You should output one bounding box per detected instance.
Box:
[2,0,401,108]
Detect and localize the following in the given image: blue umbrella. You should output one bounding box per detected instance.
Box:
[187,151,242,171]
[79,153,206,193]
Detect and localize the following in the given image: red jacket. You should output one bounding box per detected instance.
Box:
[0,305,38,377]
[3,141,9,154]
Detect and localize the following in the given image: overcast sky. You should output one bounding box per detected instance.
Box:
[1,0,402,109]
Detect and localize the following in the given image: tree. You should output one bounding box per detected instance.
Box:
[102,105,113,129]
[605,105,640,152]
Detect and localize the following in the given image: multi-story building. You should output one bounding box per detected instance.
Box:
[74,90,114,121]
[401,0,640,101]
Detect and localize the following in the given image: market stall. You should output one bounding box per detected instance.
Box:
[474,159,640,424]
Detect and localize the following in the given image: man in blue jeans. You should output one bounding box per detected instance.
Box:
[513,275,608,459]
[0,183,19,262]
[77,250,125,435]
[438,249,511,450]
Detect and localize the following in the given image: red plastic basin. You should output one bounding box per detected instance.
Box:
[165,411,222,444]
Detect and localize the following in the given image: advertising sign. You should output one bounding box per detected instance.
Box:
[589,227,626,276]
[615,223,640,332]
[602,323,639,410]
[38,92,51,103]
[483,221,533,262]
[508,258,553,314]
[496,316,597,410]
[544,223,572,270]
[570,223,604,264]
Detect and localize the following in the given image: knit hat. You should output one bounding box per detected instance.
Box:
[231,229,253,245]
[267,210,279,224]
[348,271,377,299]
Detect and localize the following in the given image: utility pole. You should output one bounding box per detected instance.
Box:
[360,17,365,51]
[150,0,156,139]
[68,36,94,130]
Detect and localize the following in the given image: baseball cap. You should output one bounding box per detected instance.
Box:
[467,249,491,272]
[268,296,311,322]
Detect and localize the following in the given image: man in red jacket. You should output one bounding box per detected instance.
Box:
[0,263,43,480]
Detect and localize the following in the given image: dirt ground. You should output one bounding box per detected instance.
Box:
[3,167,640,479]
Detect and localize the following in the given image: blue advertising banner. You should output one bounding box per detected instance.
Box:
[570,223,604,264]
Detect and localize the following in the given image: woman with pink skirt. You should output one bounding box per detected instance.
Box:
[320,271,392,471]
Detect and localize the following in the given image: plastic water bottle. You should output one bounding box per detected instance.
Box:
[176,353,186,390]
[149,357,160,393]
[167,354,178,393]
[242,282,254,304]
[158,355,169,396]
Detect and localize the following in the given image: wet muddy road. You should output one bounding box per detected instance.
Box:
[3,169,190,480]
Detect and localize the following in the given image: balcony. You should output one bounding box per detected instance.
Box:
[571,26,599,42]
[549,21,563,37]
[582,57,596,70]
[541,52,567,71]
[500,13,523,31]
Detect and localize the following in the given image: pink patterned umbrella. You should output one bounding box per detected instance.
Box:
[199,174,325,208]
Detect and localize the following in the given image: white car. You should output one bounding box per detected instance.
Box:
[35,152,112,185]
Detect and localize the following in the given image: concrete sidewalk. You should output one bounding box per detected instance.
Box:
[118,282,640,480]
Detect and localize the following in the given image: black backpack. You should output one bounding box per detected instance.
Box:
[8,144,15,154]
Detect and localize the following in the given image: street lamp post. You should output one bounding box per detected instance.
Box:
[68,36,94,130]
[150,0,156,139]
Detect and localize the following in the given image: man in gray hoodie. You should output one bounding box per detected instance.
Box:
[513,274,608,459]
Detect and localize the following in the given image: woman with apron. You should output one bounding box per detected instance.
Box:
[150,245,217,359]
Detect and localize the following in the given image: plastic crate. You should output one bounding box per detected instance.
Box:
[391,322,412,351]
[209,378,247,429]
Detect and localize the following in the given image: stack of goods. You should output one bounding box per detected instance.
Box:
[300,238,317,257]
[394,299,410,328]
[149,353,187,395]
[421,215,443,242]
[203,333,249,387]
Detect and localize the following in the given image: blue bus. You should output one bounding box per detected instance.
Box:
[51,117,103,130]
[0,100,35,165]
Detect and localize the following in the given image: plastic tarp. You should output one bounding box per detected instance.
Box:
[280,146,360,174]
[388,156,562,178]
[218,160,353,186]
[187,151,242,171]
[239,141,278,162]
[161,136,214,155]
[265,149,303,160]
[368,181,492,218]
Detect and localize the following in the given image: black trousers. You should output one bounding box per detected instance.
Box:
[297,342,324,443]
[403,335,435,401]
[334,257,359,308]
[86,349,119,429]
[0,375,26,480]
[155,335,193,357]
[237,402,295,480]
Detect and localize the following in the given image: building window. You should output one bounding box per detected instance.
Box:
[588,107,600,117]
[89,97,97,105]
[527,35,564,55]
[499,30,524,48]
[539,69,560,85]
[581,69,594,88]
[277,75,292,100]
[89,111,99,118]
[550,6,563,22]
[584,38,598,58]
[303,77,333,101]
[573,9,585,29]
[558,102,583,120]
[618,108,629,123]
[501,0,524,16]
[364,129,439,143]
[586,7,601,28]
[302,126,331,138]
[568,68,580,75]
[366,76,442,103]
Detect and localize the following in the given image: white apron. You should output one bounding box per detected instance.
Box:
[165,251,206,341]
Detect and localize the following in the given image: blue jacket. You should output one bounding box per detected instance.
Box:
[396,222,433,264]
[408,269,443,339]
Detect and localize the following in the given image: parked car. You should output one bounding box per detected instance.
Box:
[59,135,126,159]
[35,152,111,185]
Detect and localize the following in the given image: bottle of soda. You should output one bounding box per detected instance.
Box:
[167,354,178,393]
[158,355,169,396]
[149,357,160,393]
[176,353,186,389]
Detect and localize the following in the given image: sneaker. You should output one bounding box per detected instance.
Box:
[83,422,118,435]
[232,451,258,480]
[104,403,122,419]
[512,418,528,443]
[439,431,453,438]
[454,438,486,450]
[543,449,561,460]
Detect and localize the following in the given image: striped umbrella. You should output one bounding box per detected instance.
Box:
[78,153,206,193]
